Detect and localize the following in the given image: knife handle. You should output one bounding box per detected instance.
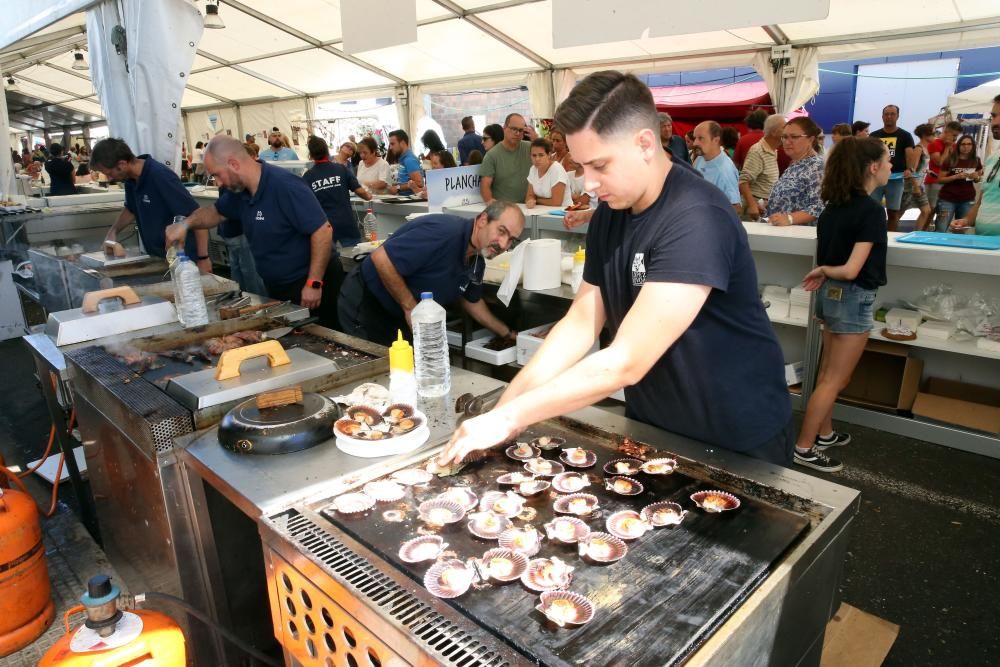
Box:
[81,286,141,313]
[215,340,291,381]
[256,386,303,409]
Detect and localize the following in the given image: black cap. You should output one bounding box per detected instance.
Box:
[88,574,113,599]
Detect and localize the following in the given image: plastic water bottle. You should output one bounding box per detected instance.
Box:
[411,292,450,397]
[363,207,377,243]
[172,252,209,327]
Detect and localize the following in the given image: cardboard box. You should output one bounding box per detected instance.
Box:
[821,603,899,667]
[516,322,599,366]
[837,340,923,412]
[913,377,1000,434]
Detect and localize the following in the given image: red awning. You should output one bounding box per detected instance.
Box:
[651,81,805,135]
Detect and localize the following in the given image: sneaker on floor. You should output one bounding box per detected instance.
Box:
[815,430,851,450]
[794,448,843,472]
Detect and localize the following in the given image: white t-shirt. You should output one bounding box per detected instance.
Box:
[569,172,586,196]
[527,161,572,207]
[192,148,204,165]
[357,157,391,190]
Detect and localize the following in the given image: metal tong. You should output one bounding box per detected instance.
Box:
[454,386,505,423]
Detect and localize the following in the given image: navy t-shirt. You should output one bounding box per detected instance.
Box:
[817,192,887,291]
[215,161,328,286]
[583,163,790,452]
[360,214,483,318]
[124,155,199,258]
[302,161,361,244]
[45,158,76,196]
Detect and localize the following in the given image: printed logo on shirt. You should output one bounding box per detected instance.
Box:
[878,136,898,159]
[631,253,646,286]
[142,194,151,204]
[255,210,264,221]
[311,176,342,192]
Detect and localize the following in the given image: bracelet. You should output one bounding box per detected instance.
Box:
[786,213,794,226]
[195,255,210,261]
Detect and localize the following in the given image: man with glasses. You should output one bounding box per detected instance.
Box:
[338,200,525,346]
[480,113,536,204]
[739,114,785,219]
[950,94,1000,236]
[870,104,915,231]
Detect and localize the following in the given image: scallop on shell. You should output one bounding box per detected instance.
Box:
[391,468,433,485]
[418,499,466,526]
[424,559,474,598]
[577,532,628,563]
[640,457,678,475]
[537,591,595,627]
[479,491,526,517]
[559,447,597,468]
[640,501,687,527]
[498,527,543,557]
[530,436,566,450]
[390,416,423,435]
[543,516,591,544]
[552,493,599,516]
[691,490,741,513]
[506,442,540,461]
[399,535,447,563]
[467,511,513,539]
[479,548,529,582]
[551,472,591,494]
[606,510,648,540]
[496,471,534,485]
[346,405,383,425]
[521,557,574,592]
[437,486,479,511]
[518,479,551,497]
[523,458,564,477]
[363,480,406,502]
[604,475,644,496]
[603,458,643,475]
[382,403,415,422]
[329,492,375,515]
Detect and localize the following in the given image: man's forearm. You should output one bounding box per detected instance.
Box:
[408,171,424,189]
[107,209,136,237]
[462,299,510,337]
[186,205,225,230]
[371,248,417,311]
[307,224,333,281]
[480,177,494,202]
[194,229,210,258]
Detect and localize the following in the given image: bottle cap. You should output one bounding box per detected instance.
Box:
[389,330,414,372]
[420,292,433,300]
[574,246,586,262]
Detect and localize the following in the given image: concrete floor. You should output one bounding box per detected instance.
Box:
[0,337,997,665]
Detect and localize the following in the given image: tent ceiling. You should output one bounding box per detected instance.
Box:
[5,89,102,132]
[3,0,999,130]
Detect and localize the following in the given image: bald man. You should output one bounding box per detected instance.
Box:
[165,135,342,327]
[692,121,742,213]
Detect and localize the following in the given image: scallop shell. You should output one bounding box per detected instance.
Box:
[498,527,543,557]
[603,458,643,475]
[346,405,383,425]
[691,490,741,513]
[399,535,447,563]
[551,472,591,494]
[390,416,423,435]
[537,591,595,626]
[363,480,406,502]
[506,442,541,461]
[424,559,474,598]
[521,557,574,592]
[418,499,466,525]
[523,458,564,477]
[606,510,648,540]
[552,493,599,516]
[543,517,591,544]
[437,486,479,511]
[559,447,597,468]
[334,418,363,437]
[640,501,687,527]
[640,457,678,475]
[517,479,551,497]
[530,436,566,450]
[479,548,529,582]
[577,532,628,563]
[467,511,513,539]
[382,403,415,421]
[354,429,390,441]
[479,491,526,517]
[496,471,535,485]
[391,468,434,485]
[604,475,644,496]
[329,492,375,515]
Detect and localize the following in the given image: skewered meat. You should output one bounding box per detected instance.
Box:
[204,335,244,355]
[233,330,263,343]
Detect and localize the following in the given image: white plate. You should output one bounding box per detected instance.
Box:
[335,425,430,458]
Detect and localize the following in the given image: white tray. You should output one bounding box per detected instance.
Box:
[335,425,430,458]
[465,336,517,365]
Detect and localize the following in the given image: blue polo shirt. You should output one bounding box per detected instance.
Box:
[258,147,300,161]
[302,160,361,245]
[124,155,199,258]
[457,131,486,165]
[360,214,483,318]
[396,149,422,193]
[214,161,328,286]
[694,152,741,206]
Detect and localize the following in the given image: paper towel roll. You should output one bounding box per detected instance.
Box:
[523,239,562,290]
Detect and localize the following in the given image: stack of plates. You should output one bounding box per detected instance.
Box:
[789,287,811,322]
[762,285,790,319]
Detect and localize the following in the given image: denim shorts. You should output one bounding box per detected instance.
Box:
[815,280,877,334]
[871,179,904,210]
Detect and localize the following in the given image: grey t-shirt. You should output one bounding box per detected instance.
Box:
[480,141,532,202]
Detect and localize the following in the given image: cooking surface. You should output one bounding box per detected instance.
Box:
[315,423,809,667]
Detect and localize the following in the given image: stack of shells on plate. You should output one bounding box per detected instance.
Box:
[328,433,741,629]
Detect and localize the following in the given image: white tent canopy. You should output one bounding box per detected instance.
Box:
[947,76,1000,115]
[2,0,999,136]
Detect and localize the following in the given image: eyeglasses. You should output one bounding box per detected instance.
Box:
[506,126,526,134]
[780,134,807,141]
[461,254,485,290]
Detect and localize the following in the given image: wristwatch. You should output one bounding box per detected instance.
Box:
[195,254,210,261]
[308,279,324,289]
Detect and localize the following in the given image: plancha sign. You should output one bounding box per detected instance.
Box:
[426,165,483,212]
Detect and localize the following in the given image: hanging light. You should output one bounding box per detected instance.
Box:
[204,2,225,29]
[72,49,89,71]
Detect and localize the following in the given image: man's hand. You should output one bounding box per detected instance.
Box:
[523,125,538,141]
[300,285,322,309]
[802,266,826,291]
[165,221,188,248]
[564,207,593,230]
[196,258,212,274]
[949,218,969,232]
[437,410,521,466]
[745,200,761,220]
[404,306,414,332]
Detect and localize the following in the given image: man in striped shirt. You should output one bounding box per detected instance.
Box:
[738,114,785,219]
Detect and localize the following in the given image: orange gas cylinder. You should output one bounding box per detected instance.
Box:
[39,609,186,667]
[0,486,55,656]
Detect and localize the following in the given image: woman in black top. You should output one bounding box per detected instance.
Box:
[44,143,77,196]
[794,137,890,473]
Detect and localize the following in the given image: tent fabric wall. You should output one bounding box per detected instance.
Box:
[947,76,1000,115]
[754,47,820,115]
[184,107,240,145]
[240,98,311,154]
[0,91,16,196]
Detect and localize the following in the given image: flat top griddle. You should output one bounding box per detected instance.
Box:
[318,423,809,667]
